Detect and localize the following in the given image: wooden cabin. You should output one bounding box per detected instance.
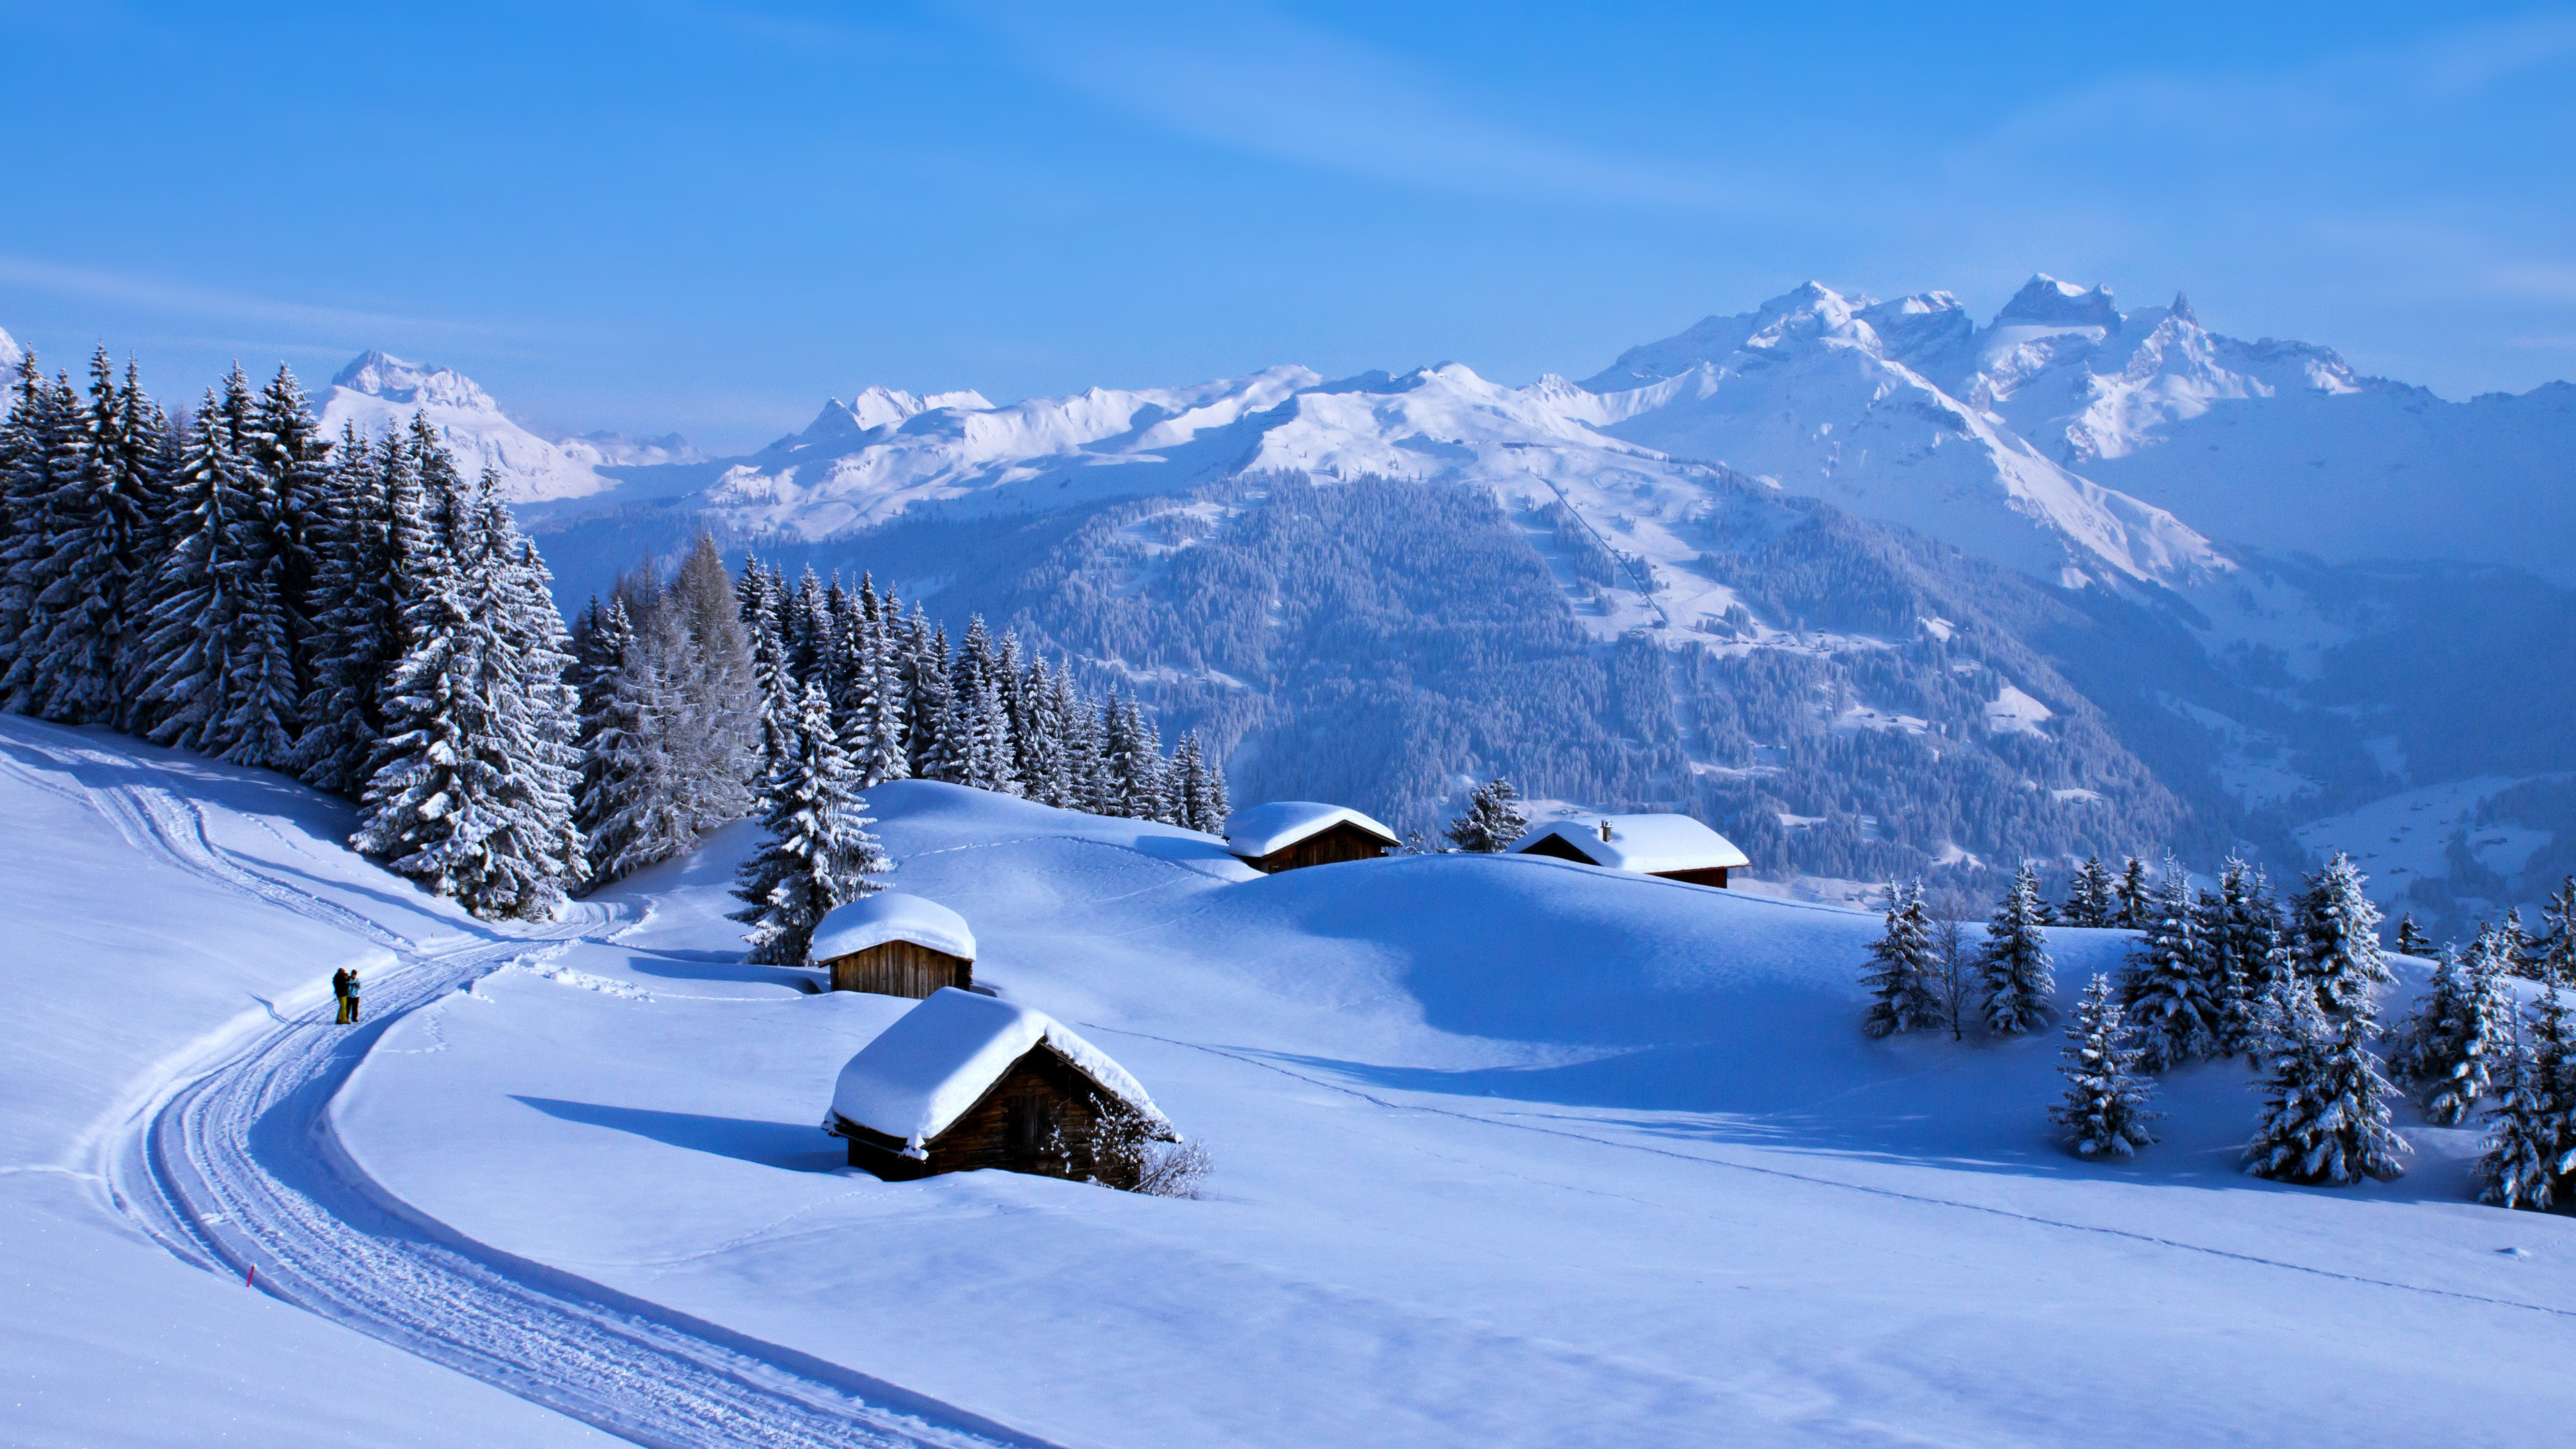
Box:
[807,893,977,998]
[825,987,1176,1187]
[1507,814,1751,888]
[1224,801,1401,873]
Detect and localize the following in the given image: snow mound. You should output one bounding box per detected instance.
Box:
[1507,813,1750,875]
[1224,800,1399,859]
[828,987,1165,1144]
[808,891,977,964]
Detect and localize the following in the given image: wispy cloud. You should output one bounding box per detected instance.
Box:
[0,254,522,346]
[950,1,1733,209]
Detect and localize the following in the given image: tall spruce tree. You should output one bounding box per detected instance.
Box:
[2479,989,2576,1213]
[2536,877,2576,987]
[2049,974,2163,1159]
[2200,857,2282,1057]
[0,356,73,700]
[2385,927,2516,1126]
[18,351,169,725]
[731,680,888,964]
[133,374,262,755]
[2294,852,2389,1017]
[2121,859,2223,1071]
[292,425,404,794]
[2244,977,2410,1186]
[2063,855,2118,929]
[1862,880,1942,1038]
[2393,913,2434,959]
[2111,855,2152,930]
[1981,862,2056,1034]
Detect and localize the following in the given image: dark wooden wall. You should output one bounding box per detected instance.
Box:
[1247,821,1395,873]
[1653,865,1731,888]
[1515,834,1598,866]
[841,1045,1141,1187]
[824,940,973,998]
[1517,833,1731,887]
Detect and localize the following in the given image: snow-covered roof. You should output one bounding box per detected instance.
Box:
[829,988,1168,1145]
[1507,814,1750,875]
[807,892,977,965]
[1224,801,1400,860]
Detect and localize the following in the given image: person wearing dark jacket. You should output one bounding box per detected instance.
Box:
[332,967,354,1024]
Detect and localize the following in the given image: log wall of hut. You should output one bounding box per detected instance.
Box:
[1515,834,1596,866]
[822,939,973,998]
[1652,865,1731,888]
[1515,834,1731,887]
[1243,820,1396,873]
[839,1046,1141,1188]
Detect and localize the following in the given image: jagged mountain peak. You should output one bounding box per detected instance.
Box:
[320,349,608,503]
[1992,274,2120,331]
[329,350,496,411]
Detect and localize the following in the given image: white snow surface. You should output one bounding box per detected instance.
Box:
[808,890,978,964]
[1506,812,1751,875]
[1223,799,1399,859]
[0,323,21,374]
[828,987,1166,1144]
[15,738,2576,1446]
[319,350,613,503]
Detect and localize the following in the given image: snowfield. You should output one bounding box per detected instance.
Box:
[9,716,2576,1446]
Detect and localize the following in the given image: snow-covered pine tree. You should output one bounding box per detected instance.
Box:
[730,679,889,964]
[785,565,828,690]
[2243,976,2410,1186]
[1862,879,1943,1039]
[2503,907,2542,983]
[472,472,585,902]
[1195,730,1228,830]
[2294,852,2390,1018]
[577,596,691,883]
[2112,855,2152,930]
[1057,666,1108,812]
[2120,858,2222,1071]
[1015,653,1071,806]
[1112,693,1172,822]
[2200,857,2281,1057]
[2049,973,2163,1159]
[1171,731,1230,833]
[2385,926,2517,1126]
[244,365,330,691]
[2062,855,2117,928]
[2536,877,2576,987]
[1443,776,1532,853]
[2479,988,2575,1212]
[996,629,1037,784]
[211,368,324,769]
[908,618,958,782]
[1981,862,2056,1034]
[0,353,59,689]
[2393,912,2434,960]
[18,350,169,725]
[133,374,263,755]
[291,424,402,794]
[945,617,1020,796]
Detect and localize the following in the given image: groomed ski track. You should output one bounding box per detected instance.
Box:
[3,721,1057,1449]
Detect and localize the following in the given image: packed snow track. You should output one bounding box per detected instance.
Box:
[0,729,1051,1449]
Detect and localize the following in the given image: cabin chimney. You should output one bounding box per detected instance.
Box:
[1598,820,1613,843]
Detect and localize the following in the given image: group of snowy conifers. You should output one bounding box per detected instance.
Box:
[1864,851,2576,1212]
[0,346,1228,946]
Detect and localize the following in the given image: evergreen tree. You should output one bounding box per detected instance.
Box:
[907,618,957,782]
[2121,859,2222,1071]
[2503,908,2542,983]
[292,425,404,794]
[2294,852,2389,1017]
[1862,880,1942,1038]
[2111,855,2152,930]
[2063,855,2118,929]
[0,356,74,700]
[2385,927,2516,1127]
[730,680,888,964]
[133,374,262,754]
[2393,912,2434,959]
[18,352,170,725]
[663,535,756,830]
[1444,776,1532,853]
[2049,974,2163,1159]
[2244,977,2410,1186]
[1171,731,1230,833]
[1980,862,2056,1034]
[2536,877,2576,987]
[2200,857,2282,1057]
[351,467,583,919]
[1016,654,1072,806]
[1058,667,1110,813]
[1106,692,1171,821]
[2479,989,2576,1213]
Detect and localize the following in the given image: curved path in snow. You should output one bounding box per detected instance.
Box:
[1,725,1051,1449]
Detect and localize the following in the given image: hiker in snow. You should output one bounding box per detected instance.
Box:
[343,967,362,1024]
[332,967,354,1024]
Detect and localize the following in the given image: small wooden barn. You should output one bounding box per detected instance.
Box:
[1507,814,1752,888]
[824,987,1175,1186]
[807,893,977,998]
[1224,801,1401,873]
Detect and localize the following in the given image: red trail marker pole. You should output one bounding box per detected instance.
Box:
[245,1265,256,1289]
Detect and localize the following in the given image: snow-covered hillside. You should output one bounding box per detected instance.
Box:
[15,720,2575,1446]
[319,350,613,503]
[0,323,21,374]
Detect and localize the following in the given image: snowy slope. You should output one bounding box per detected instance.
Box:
[333,779,2576,1448]
[0,716,609,1448]
[0,323,21,374]
[319,350,612,502]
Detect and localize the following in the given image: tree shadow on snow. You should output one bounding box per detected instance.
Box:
[511,1097,844,1172]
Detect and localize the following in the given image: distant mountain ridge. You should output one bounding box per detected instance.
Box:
[318,350,614,504]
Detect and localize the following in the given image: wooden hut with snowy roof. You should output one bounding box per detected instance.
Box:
[1224,801,1400,874]
[1507,814,1751,888]
[808,892,977,998]
[824,988,1175,1185]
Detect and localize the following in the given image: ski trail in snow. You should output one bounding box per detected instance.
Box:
[0,722,1059,1449]
[1102,1027,2576,1322]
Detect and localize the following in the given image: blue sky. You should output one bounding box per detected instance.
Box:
[3,1,2573,451]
